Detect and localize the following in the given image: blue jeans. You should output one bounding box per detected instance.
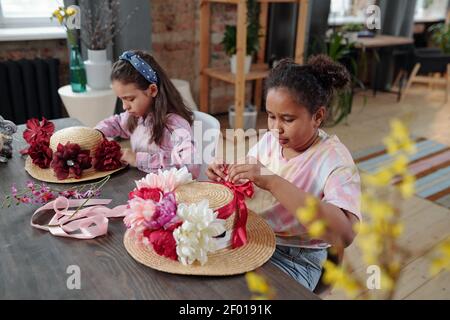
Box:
[270,246,328,291]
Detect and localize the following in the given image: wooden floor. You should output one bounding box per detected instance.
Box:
[216,84,450,299]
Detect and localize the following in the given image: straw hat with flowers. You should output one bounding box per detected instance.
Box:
[22,118,125,183]
[123,167,276,276]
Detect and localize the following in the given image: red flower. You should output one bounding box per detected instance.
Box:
[144,228,178,260]
[51,142,92,180]
[93,139,122,171]
[23,118,54,145]
[28,142,53,169]
[128,187,163,202]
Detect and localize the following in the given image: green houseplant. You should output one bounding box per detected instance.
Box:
[221,0,260,74]
[322,30,367,126]
[342,23,364,43]
[428,23,450,54]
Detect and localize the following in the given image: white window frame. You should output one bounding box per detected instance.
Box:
[328,0,376,26]
[414,0,449,22]
[0,0,60,28]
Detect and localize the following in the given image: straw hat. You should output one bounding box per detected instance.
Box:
[123,181,276,276]
[25,126,125,183]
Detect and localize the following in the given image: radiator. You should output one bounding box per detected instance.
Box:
[0,58,62,124]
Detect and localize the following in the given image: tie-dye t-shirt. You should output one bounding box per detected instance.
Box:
[246,129,361,248]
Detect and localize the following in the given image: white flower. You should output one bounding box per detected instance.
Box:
[135,167,193,193]
[173,200,225,266]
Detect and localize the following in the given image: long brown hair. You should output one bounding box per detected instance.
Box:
[111,50,193,145]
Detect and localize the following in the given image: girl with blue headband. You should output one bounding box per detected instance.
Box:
[95,50,199,177]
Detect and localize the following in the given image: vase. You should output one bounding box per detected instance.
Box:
[84,49,112,90]
[69,45,87,93]
[230,54,252,74]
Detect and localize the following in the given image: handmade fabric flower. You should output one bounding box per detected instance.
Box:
[128,187,163,202]
[23,118,55,145]
[145,192,178,230]
[143,221,181,261]
[135,166,193,193]
[51,142,92,180]
[28,141,53,169]
[173,200,225,266]
[93,139,122,171]
[123,197,157,241]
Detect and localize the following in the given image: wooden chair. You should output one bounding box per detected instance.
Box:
[313,246,344,298]
[400,48,450,103]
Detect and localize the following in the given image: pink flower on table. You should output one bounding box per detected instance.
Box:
[128,187,163,202]
[144,192,178,230]
[123,197,157,241]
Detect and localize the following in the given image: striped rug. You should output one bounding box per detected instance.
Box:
[352,137,450,209]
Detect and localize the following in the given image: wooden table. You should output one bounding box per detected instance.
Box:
[355,35,414,98]
[355,35,414,49]
[0,118,319,300]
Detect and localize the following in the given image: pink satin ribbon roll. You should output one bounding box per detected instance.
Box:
[31,196,127,239]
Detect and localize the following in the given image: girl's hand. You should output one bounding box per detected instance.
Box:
[121,148,136,167]
[227,157,274,190]
[206,161,228,182]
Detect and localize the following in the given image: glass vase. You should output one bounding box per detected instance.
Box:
[69,45,87,93]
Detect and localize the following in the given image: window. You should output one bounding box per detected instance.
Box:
[414,0,449,22]
[0,0,63,28]
[328,0,376,26]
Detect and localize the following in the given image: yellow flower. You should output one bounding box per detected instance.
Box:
[296,206,315,224]
[380,272,394,291]
[52,9,64,24]
[391,155,409,175]
[390,223,404,238]
[65,7,77,16]
[388,261,401,274]
[245,272,271,298]
[400,139,417,155]
[383,136,399,155]
[366,201,394,221]
[308,220,327,238]
[364,169,393,187]
[391,119,409,142]
[430,240,450,276]
[353,222,370,234]
[399,174,415,198]
[323,261,361,298]
[296,196,318,224]
[383,119,416,156]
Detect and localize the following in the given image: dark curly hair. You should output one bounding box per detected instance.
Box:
[265,54,351,115]
[111,50,193,146]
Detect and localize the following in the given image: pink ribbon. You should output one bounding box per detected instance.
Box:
[31,196,127,239]
[215,181,254,249]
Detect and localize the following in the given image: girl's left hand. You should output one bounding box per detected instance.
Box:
[121,148,136,167]
[227,157,274,191]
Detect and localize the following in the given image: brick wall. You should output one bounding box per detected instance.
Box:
[151,0,253,115]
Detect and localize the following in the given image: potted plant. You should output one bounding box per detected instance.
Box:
[221,0,260,74]
[79,0,137,90]
[52,5,87,93]
[428,23,450,54]
[342,23,364,43]
[322,30,367,126]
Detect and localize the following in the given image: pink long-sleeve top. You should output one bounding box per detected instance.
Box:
[95,111,200,178]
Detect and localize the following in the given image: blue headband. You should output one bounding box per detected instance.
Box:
[119,51,159,85]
